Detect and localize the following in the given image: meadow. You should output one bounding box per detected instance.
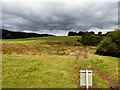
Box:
[1,36,119,88]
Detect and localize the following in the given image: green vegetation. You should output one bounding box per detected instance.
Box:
[96,30,120,57]
[2,36,119,88]
[81,33,103,46]
[1,29,53,39]
[2,36,81,44]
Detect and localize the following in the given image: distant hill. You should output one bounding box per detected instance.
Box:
[1,29,54,39]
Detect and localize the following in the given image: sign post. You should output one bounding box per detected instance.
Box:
[86,69,88,90]
[80,69,92,90]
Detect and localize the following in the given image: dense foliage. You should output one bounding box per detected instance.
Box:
[81,32,103,46]
[96,30,120,57]
[68,31,108,36]
[68,31,84,36]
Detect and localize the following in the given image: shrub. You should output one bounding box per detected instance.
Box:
[96,30,120,57]
[81,32,103,46]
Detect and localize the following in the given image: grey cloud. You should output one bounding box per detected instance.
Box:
[1,1,118,35]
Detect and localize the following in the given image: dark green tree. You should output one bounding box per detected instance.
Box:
[96,30,120,57]
[81,32,102,46]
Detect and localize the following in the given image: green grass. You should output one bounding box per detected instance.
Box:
[2,54,119,88]
[3,54,79,88]
[2,36,81,44]
[2,36,119,88]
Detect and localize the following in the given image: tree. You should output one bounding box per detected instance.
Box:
[96,30,120,57]
[90,31,94,34]
[78,31,84,35]
[68,31,76,36]
[81,32,102,46]
[98,31,102,36]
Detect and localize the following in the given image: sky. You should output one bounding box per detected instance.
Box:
[1,0,119,36]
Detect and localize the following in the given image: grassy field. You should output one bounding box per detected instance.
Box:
[2,36,81,44]
[1,36,119,88]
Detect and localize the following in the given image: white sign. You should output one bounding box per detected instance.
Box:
[80,69,92,89]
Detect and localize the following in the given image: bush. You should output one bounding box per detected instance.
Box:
[81,32,103,46]
[96,30,120,57]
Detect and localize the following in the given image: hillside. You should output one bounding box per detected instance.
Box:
[2,36,119,89]
[1,29,54,39]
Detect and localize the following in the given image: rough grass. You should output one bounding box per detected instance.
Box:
[2,54,118,88]
[2,36,81,44]
[2,36,119,88]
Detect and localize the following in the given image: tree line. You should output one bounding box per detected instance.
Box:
[1,29,54,39]
[68,31,109,36]
[76,30,120,57]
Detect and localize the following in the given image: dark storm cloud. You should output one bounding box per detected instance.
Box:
[1,0,118,35]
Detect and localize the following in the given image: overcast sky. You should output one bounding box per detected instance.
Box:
[1,0,119,36]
